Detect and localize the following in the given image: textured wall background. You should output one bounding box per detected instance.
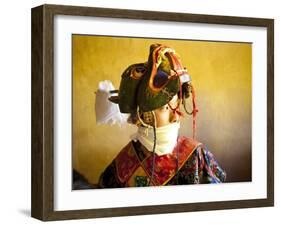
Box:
[72,35,252,185]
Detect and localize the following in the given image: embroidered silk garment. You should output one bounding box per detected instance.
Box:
[98,136,226,188]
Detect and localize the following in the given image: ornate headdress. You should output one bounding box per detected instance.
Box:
[108,43,198,137]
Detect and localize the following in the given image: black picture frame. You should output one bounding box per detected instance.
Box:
[31,4,274,221]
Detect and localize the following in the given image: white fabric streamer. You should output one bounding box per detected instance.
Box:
[131,122,180,156]
[95,80,129,126]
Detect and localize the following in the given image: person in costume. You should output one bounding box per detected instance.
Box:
[96,44,226,188]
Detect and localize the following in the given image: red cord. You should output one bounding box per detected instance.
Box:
[190,84,198,139]
[168,69,198,140]
[168,72,184,117]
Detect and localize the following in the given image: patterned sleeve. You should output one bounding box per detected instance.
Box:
[170,146,226,185]
[199,146,227,183]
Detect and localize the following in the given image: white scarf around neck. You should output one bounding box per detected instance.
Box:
[131,122,180,156]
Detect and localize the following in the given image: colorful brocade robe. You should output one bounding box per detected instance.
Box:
[98,136,226,188]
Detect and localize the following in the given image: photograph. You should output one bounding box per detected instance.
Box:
[72,35,252,189]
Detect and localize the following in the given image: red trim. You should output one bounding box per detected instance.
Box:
[115,143,140,183]
[190,84,198,139]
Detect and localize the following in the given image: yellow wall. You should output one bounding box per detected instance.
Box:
[73,35,252,184]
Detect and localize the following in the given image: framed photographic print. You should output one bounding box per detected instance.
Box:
[31,4,274,221]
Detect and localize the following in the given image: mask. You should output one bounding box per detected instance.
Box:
[132,122,180,156]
